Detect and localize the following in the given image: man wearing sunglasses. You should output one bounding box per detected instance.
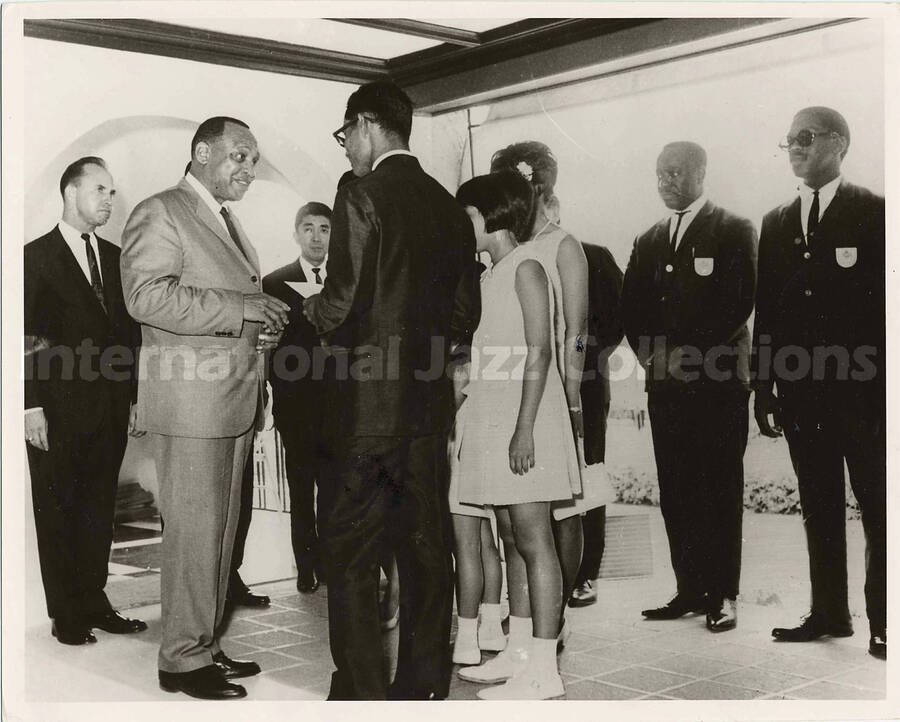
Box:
[752,107,885,659]
[303,81,480,700]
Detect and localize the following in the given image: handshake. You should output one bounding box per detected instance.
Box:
[243,292,292,352]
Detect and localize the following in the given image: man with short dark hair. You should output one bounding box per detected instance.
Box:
[121,116,291,699]
[25,156,146,646]
[754,107,886,659]
[622,141,757,633]
[263,201,334,594]
[304,80,479,700]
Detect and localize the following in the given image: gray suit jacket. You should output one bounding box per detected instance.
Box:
[120,176,265,438]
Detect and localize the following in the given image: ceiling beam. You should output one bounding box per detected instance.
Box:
[24,18,389,85]
[330,18,483,47]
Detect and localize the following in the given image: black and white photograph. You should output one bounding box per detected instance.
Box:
[1,2,896,718]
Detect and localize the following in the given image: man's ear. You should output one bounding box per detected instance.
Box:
[194,141,211,166]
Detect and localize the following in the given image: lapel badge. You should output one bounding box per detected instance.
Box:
[694,257,714,277]
[835,247,857,268]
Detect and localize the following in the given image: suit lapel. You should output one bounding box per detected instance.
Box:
[781,197,802,243]
[675,201,713,256]
[49,228,109,321]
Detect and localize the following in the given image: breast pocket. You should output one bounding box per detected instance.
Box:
[694,257,714,277]
[835,247,857,269]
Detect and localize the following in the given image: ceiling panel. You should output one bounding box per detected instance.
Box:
[183,18,442,58]
[439,18,519,32]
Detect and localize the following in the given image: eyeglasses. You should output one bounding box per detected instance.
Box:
[332,115,375,148]
[778,129,835,151]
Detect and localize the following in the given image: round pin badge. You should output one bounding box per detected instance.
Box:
[665,264,673,272]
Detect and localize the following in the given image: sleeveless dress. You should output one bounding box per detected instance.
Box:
[456,245,580,507]
[526,224,615,519]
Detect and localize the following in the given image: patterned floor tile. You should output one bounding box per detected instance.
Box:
[564,680,644,700]
[595,665,693,693]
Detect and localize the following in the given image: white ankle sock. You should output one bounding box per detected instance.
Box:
[530,636,560,675]
[479,603,504,636]
[456,616,478,646]
[508,615,532,652]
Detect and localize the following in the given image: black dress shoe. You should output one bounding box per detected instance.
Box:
[297,567,320,594]
[52,619,97,645]
[706,597,738,633]
[84,610,148,634]
[159,665,247,699]
[772,613,853,642]
[213,650,261,679]
[642,594,707,620]
[568,579,598,608]
[869,632,886,660]
[228,587,271,608]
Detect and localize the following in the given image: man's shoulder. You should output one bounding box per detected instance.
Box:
[706,203,755,237]
[26,227,61,252]
[839,181,884,211]
[263,261,301,286]
[636,218,668,246]
[130,182,191,218]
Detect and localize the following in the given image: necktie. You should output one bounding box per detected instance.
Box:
[670,211,688,255]
[81,233,106,313]
[312,267,323,285]
[807,189,820,244]
[220,207,248,260]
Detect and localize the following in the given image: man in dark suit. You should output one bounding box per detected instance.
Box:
[303,80,479,700]
[570,241,624,607]
[753,107,885,659]
[25,156,147,645]
[622,142,757,633]
[263,201,334,594]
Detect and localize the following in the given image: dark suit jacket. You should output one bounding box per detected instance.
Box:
[24,226,138,433]
[622,201,757,392]
[309,154,479,437]
[751,180,884,401]
[580,243,624,464]
[263,260,328,428]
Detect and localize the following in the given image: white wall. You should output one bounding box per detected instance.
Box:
[468,19,885,269]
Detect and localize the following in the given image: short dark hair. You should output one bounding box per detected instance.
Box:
[456,171,536,244]
[660,141,707,171]
[798,106,851,157]
[490,141,558,203]
[190,116,249,158]
[345,81,413,144]
[295,202,332,229]
[59,156,107,198]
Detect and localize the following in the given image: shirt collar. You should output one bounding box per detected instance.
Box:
[185,171,227,218]
[372,149,415,171]
[799,174,842,205]
[298,253,327,279]
[670,193,707,220]
[59,219,93,244]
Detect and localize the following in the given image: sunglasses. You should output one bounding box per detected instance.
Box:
[778,129,835,151]
[332,115,376,148]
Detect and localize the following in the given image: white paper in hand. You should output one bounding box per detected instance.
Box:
[286,281,322,298]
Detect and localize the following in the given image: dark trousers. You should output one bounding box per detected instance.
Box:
[648,388,748,601]
[275,416,321,577]
[318,433,454,700]
[229,439,256,590]
[781,388,886,634]
[575,506,607,585]
[27,400,127,621]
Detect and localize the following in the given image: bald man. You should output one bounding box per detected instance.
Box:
[622,142,757,633]
[753,108,885,659]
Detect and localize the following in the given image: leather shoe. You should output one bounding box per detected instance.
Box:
[706,597,737,633]
[228,587,270,608]
[213,650,261,679]
[642,594,706,620]
[869,632,886,660]
[52,619,97,645]
[568,579,597,608]
[297,567,319,594]
[772,613,853,642]
[84,610,148,634]
[159,665,247,699]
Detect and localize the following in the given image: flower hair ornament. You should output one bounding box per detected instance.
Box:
[515,161,534,182]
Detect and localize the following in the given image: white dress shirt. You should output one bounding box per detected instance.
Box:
[372,149,415,171]
[799,174,841,242]
[58,219,103,284]
[669,194,708,252]
[298,254,328,284]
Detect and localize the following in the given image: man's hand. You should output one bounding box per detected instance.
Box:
[25,410,49,451]
[243,293,290,332]
[302,295,319,326]
[128,403,146,438]
[754,389,783,438]
[256,328,284,352]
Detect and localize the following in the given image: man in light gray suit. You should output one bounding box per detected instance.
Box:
[120,117,290,700]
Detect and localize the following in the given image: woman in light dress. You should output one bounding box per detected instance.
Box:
[453,170,580,699]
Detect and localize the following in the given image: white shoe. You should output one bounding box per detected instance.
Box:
[478,630,507,652]
[452,637,482,665]
[556,618,571,652]
[458,646,529,684]
[476,670,565,700]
